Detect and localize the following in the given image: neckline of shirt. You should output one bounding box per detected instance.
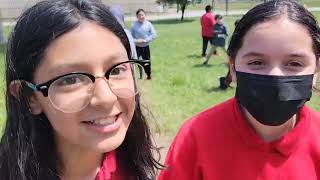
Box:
[231,98,311,157]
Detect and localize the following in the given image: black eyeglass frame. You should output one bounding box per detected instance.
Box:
[25,59,148,97]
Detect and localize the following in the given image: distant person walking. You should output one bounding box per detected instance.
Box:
[131,9,156,80]
[201,5,216,57]
[218,19,240,90]
[203,14,228,65]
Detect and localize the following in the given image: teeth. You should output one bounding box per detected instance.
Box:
[89,117,115,126]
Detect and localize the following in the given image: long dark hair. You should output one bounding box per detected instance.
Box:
[227,0,320,64]
[0,0,162,179]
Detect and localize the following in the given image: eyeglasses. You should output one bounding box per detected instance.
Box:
[23,60,148,113]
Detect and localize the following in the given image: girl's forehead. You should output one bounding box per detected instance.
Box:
[34,22,127,81]
[242,18,311,46]
[247,17,309,36]
[236,17,315,61]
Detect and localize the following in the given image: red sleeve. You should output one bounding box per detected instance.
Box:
[210,14,216,27]
[158,120,201,180]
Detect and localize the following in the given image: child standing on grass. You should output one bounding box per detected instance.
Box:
[218,19,240,90]
[131,9,156,80]
[203,14,228,65]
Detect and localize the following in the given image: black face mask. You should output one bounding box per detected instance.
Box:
[235,71,313,126]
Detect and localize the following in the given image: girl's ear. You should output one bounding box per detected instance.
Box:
[228,57,236,82]
[9,80,43,115]
[9,80,22,100]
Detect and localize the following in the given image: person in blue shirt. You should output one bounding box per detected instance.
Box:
[203,14,228,65]
[130,9,156,80]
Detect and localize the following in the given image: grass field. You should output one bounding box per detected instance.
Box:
[0,13,319,137]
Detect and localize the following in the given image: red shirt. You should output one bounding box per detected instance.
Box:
[96,151,133,180]
[200,12,216,37]
[158,98,320,180]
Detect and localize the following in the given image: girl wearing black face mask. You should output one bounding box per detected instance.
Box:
[159,0,320,180]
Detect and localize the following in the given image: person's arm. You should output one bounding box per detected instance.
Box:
[130,23,139,43]
[158,122,201,180]
[210,14,216,27]
[144,22,156,43]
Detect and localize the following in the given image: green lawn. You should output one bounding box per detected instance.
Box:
[0,13,319,136]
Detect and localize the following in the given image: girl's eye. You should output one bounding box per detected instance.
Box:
[56,74,87,86]
[286,61,304,67]
[110,64,128,76]
[247,60,264,66]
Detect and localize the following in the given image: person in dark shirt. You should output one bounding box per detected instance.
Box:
[203,14,227,65]
[218,19,240,90]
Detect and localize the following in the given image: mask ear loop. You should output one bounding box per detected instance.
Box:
[228,57,237,83]
[313,59,320,92]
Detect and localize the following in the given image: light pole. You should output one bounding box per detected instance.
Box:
[225,0,229,16]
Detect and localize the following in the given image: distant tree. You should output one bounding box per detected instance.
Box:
[157,0,193,21]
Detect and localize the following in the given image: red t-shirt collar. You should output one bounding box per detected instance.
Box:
[232,98,311,157]
[95,151,117,180]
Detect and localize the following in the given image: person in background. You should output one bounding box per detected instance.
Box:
[0,0,163,179]
[203,14,228,65]
[200,5,216,57]
[159,0,320,179]
[131,9,156,80]
[218,19,240,90]
[110,5,138,59]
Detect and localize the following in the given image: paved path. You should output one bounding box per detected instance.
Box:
[127,7,320,21]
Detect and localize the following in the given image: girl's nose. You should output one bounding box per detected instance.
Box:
[89,77,117,108]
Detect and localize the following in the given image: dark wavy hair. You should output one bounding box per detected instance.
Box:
[0,0,162,179]
[227,0,320,63]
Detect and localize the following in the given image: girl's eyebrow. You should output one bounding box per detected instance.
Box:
[287,53,309,58]
[241,52,309,59]
[241,52,265,58]
[48,62,85,75]
[48,53,125,75]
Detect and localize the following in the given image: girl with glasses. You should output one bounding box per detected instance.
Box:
[0,0,162,179]
[159,0,320,179]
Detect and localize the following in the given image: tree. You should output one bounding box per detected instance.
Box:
[157,0,193,21]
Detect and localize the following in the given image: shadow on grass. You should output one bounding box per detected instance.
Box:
[206,86,234,93]
[186,54,203,59]
[151,18,195,25]
[193,64,215,68]
[192,62,228,68]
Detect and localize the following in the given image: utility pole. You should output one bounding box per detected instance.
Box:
[225,0,229,16]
